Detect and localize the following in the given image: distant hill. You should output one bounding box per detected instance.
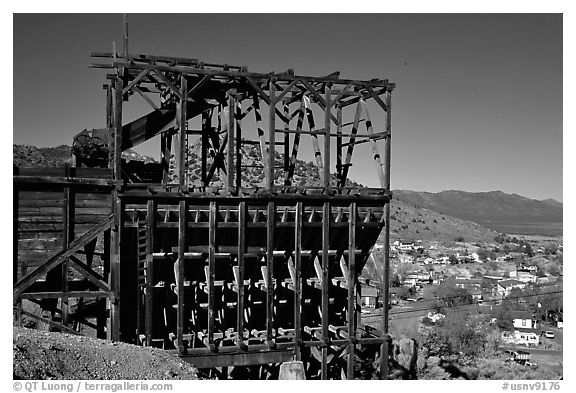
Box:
[384,198,497,244]
[393,190,563,236]
[13,145,73,167]
[13,144,156,167]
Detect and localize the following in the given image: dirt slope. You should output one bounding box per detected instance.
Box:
[13,327,197,380]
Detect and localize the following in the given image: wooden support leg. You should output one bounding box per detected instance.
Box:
[237,202,246,349]
[347,202,357,379]
[266,201,275,347]
[208,201,217,350]
[294,202,303,361]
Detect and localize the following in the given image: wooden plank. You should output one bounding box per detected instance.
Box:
[227,89,236,192]
[299,79,339,125]
[61,171,73,326]
[267,80,276,191]
[253,94,270,187]
[208,201,217,349]
[187,75,212,99]
[347,202,357,379]
[274,79,299,105]
[321,201,330,380]
[123,69,150,95]
[68,255,110,292]
[106,84,113,167]
[145,199,155,346]
[336,105,342,185]
[303,96,324,184]
[181,349,293,369]
[13,215,113,298]
[178,199,186,353]
[152,70,183,100]
[201,110,210,185]
[161,132,172,183]
[283,100,290,172]
[20,291,112,300]
[324,85,331,189]
[340,101,363,187]
[285,101,305,185]
[359,100,386,188]
[380,90,392,380]
[95,59,395,90]
[237,201,246,348]
[235,101,242,190]
[266,201,275,345]
[294,202,303,361]
[177,75,188,187]
[110,196,121,341]
[14,176,119,187]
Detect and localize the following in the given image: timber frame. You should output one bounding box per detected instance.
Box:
[14,51,394,380]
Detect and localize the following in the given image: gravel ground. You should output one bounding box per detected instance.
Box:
[13,327,198,380]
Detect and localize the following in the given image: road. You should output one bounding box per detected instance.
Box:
[362,284,437,336]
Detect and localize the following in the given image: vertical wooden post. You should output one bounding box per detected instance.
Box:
[283,99,290,172]
[323,85,331,190]
[266,201,275,346]
[304,96,323,183]
[201,110,210,186]
[267,80,276,191]
[61,163,74,326]
[113,75,123,186]
[161,133,173,184]
[321,201,330,380]
[237,201,246,348]
[336,105,342,189]
[177,199,186,353]
[235,101,242,191]
[105,84,113,169]
[385,91,392,192]
[285,100,305,186]
[380,90,392,379]
[253,94,270,187]
[347,202,357,379]
[294,202,303,361]
[208,201,217,349]
[145,199,155,346]
[227,89,236,193]
[178,75,187,189]
[110,72,124,341]
[122,14,128,57]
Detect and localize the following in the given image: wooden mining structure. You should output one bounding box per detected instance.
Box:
[13,51,394,379]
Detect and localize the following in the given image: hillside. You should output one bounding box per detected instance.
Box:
[13,327,197,380]
[13,145,73,167]
[13,144,156,168]
[393,190,563,236]
[385,197,497,244]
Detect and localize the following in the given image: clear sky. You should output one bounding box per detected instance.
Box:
[12,13,563,201]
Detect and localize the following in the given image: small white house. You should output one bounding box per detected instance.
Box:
[512,311,537,329]
[514,328,540,346]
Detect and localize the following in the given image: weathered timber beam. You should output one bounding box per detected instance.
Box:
[13,176,120,187]
[123,69,151,95]
[13,215,113,299]
[68,255,110,292]
[95,61,395,89]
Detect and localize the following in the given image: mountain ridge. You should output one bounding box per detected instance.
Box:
[392,189,563,236]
